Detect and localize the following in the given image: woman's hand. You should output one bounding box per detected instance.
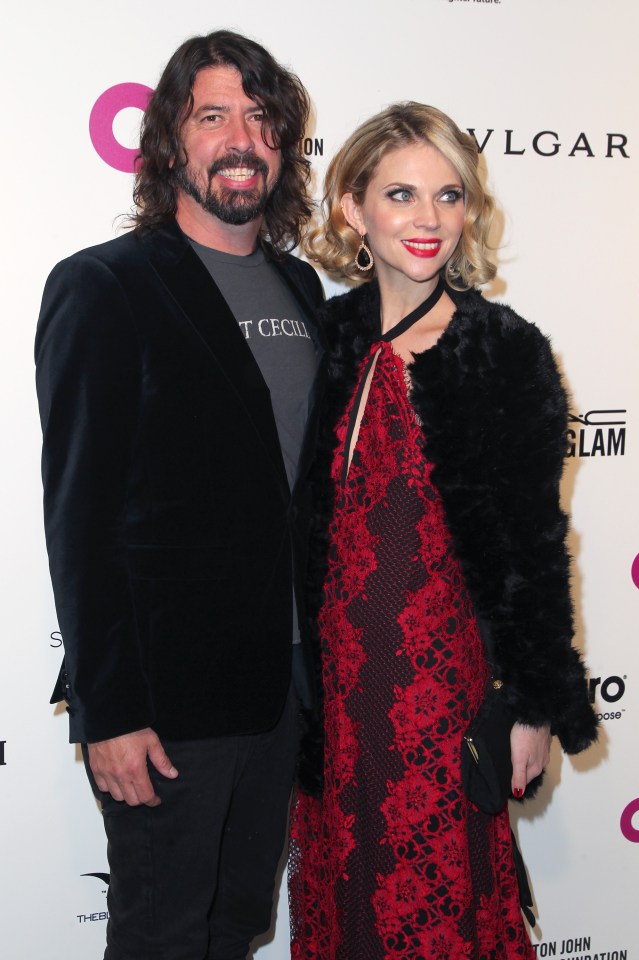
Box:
[510,723,551,798]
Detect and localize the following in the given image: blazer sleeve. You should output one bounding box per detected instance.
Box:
[35,253,155,743]
[482,311,597,754]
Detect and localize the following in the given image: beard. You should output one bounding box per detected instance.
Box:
[175,152,275,225]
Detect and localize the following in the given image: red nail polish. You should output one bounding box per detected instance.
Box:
[513,787,524,798]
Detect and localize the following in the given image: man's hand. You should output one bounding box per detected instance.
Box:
[88,728,178,807]
[510,723,551,798]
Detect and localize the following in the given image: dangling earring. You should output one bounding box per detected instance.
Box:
[355,235,374,272]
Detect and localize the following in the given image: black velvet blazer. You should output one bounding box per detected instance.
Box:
[304,279,597,779]
[36,219,324,744]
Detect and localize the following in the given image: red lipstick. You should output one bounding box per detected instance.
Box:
[402,238,442,258]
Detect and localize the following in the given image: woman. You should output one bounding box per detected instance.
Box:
[289,103,598,960]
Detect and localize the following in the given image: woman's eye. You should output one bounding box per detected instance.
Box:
[440,189,464,203]
[388,189,412,202]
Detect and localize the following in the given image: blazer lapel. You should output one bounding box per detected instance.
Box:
[142,221,288,495]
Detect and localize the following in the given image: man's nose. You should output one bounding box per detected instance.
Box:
[224,114,253,153]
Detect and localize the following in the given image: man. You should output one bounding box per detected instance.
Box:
[35,31,323,960]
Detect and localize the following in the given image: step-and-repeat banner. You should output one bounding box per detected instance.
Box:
[2,1,637,957]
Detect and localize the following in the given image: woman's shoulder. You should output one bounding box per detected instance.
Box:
[448,285,544,337]
[441,286,556,375]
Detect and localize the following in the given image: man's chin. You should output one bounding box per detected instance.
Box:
[204,190,268,226]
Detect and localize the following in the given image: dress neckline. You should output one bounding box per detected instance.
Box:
[380,277,445,342]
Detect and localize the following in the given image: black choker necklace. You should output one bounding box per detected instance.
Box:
[380,277,445,342]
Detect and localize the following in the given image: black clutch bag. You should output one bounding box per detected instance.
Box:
[461,678,514,815]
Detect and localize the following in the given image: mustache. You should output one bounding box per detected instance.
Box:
[208,152,269,179]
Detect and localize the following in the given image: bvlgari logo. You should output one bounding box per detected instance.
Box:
[567,409,626,458]
[467,128,629,159]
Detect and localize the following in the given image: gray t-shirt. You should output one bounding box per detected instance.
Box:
[190,241,317,491]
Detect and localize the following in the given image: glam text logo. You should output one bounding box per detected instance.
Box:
[567,409,626,458]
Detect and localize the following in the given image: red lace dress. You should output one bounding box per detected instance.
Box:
[289,340,534,960]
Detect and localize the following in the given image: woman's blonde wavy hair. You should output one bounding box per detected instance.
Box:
[305,102,496,289]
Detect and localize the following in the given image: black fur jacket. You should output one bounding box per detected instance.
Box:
[299,279,597,794]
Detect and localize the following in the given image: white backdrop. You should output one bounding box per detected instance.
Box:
[2,1,637,957]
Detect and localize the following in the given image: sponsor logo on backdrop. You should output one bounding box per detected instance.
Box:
[0,741,5,766]
[89,83,153,173]
[631,554,639,589]
[468,128,629,158]
[567,409,626,459]
[588,672,627,722]
[620,798,639,843]
[449,0,502,5]
[78,872,110,924]
[50,630,63,648]
[533,937,627,959]
[89,86,324,173]
[303,138,323,157]
[89,83,629,172]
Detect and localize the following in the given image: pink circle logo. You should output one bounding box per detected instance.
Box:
[632,554,639,589]
[89,83,153,173]
[620,798,639,842]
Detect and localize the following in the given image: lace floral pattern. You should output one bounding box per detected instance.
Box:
[289,342,534,960]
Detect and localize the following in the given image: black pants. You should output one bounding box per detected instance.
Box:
[83,687,299,960]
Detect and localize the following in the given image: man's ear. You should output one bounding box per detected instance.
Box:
[341,193,365,236]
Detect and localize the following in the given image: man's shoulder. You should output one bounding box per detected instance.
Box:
[56,230,143,271]
[44,233,145,295]
[53,221,184,276]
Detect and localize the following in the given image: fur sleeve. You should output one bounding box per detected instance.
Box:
[410,297,597,754]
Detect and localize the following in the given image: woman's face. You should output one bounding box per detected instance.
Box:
[342,142,465,292]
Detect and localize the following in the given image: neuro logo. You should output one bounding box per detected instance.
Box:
[620,799,639,843]
[89,83,153,173]
[588,673,627,722]
[631,554,639,590]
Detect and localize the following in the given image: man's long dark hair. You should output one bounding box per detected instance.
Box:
[131,31,314,253]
